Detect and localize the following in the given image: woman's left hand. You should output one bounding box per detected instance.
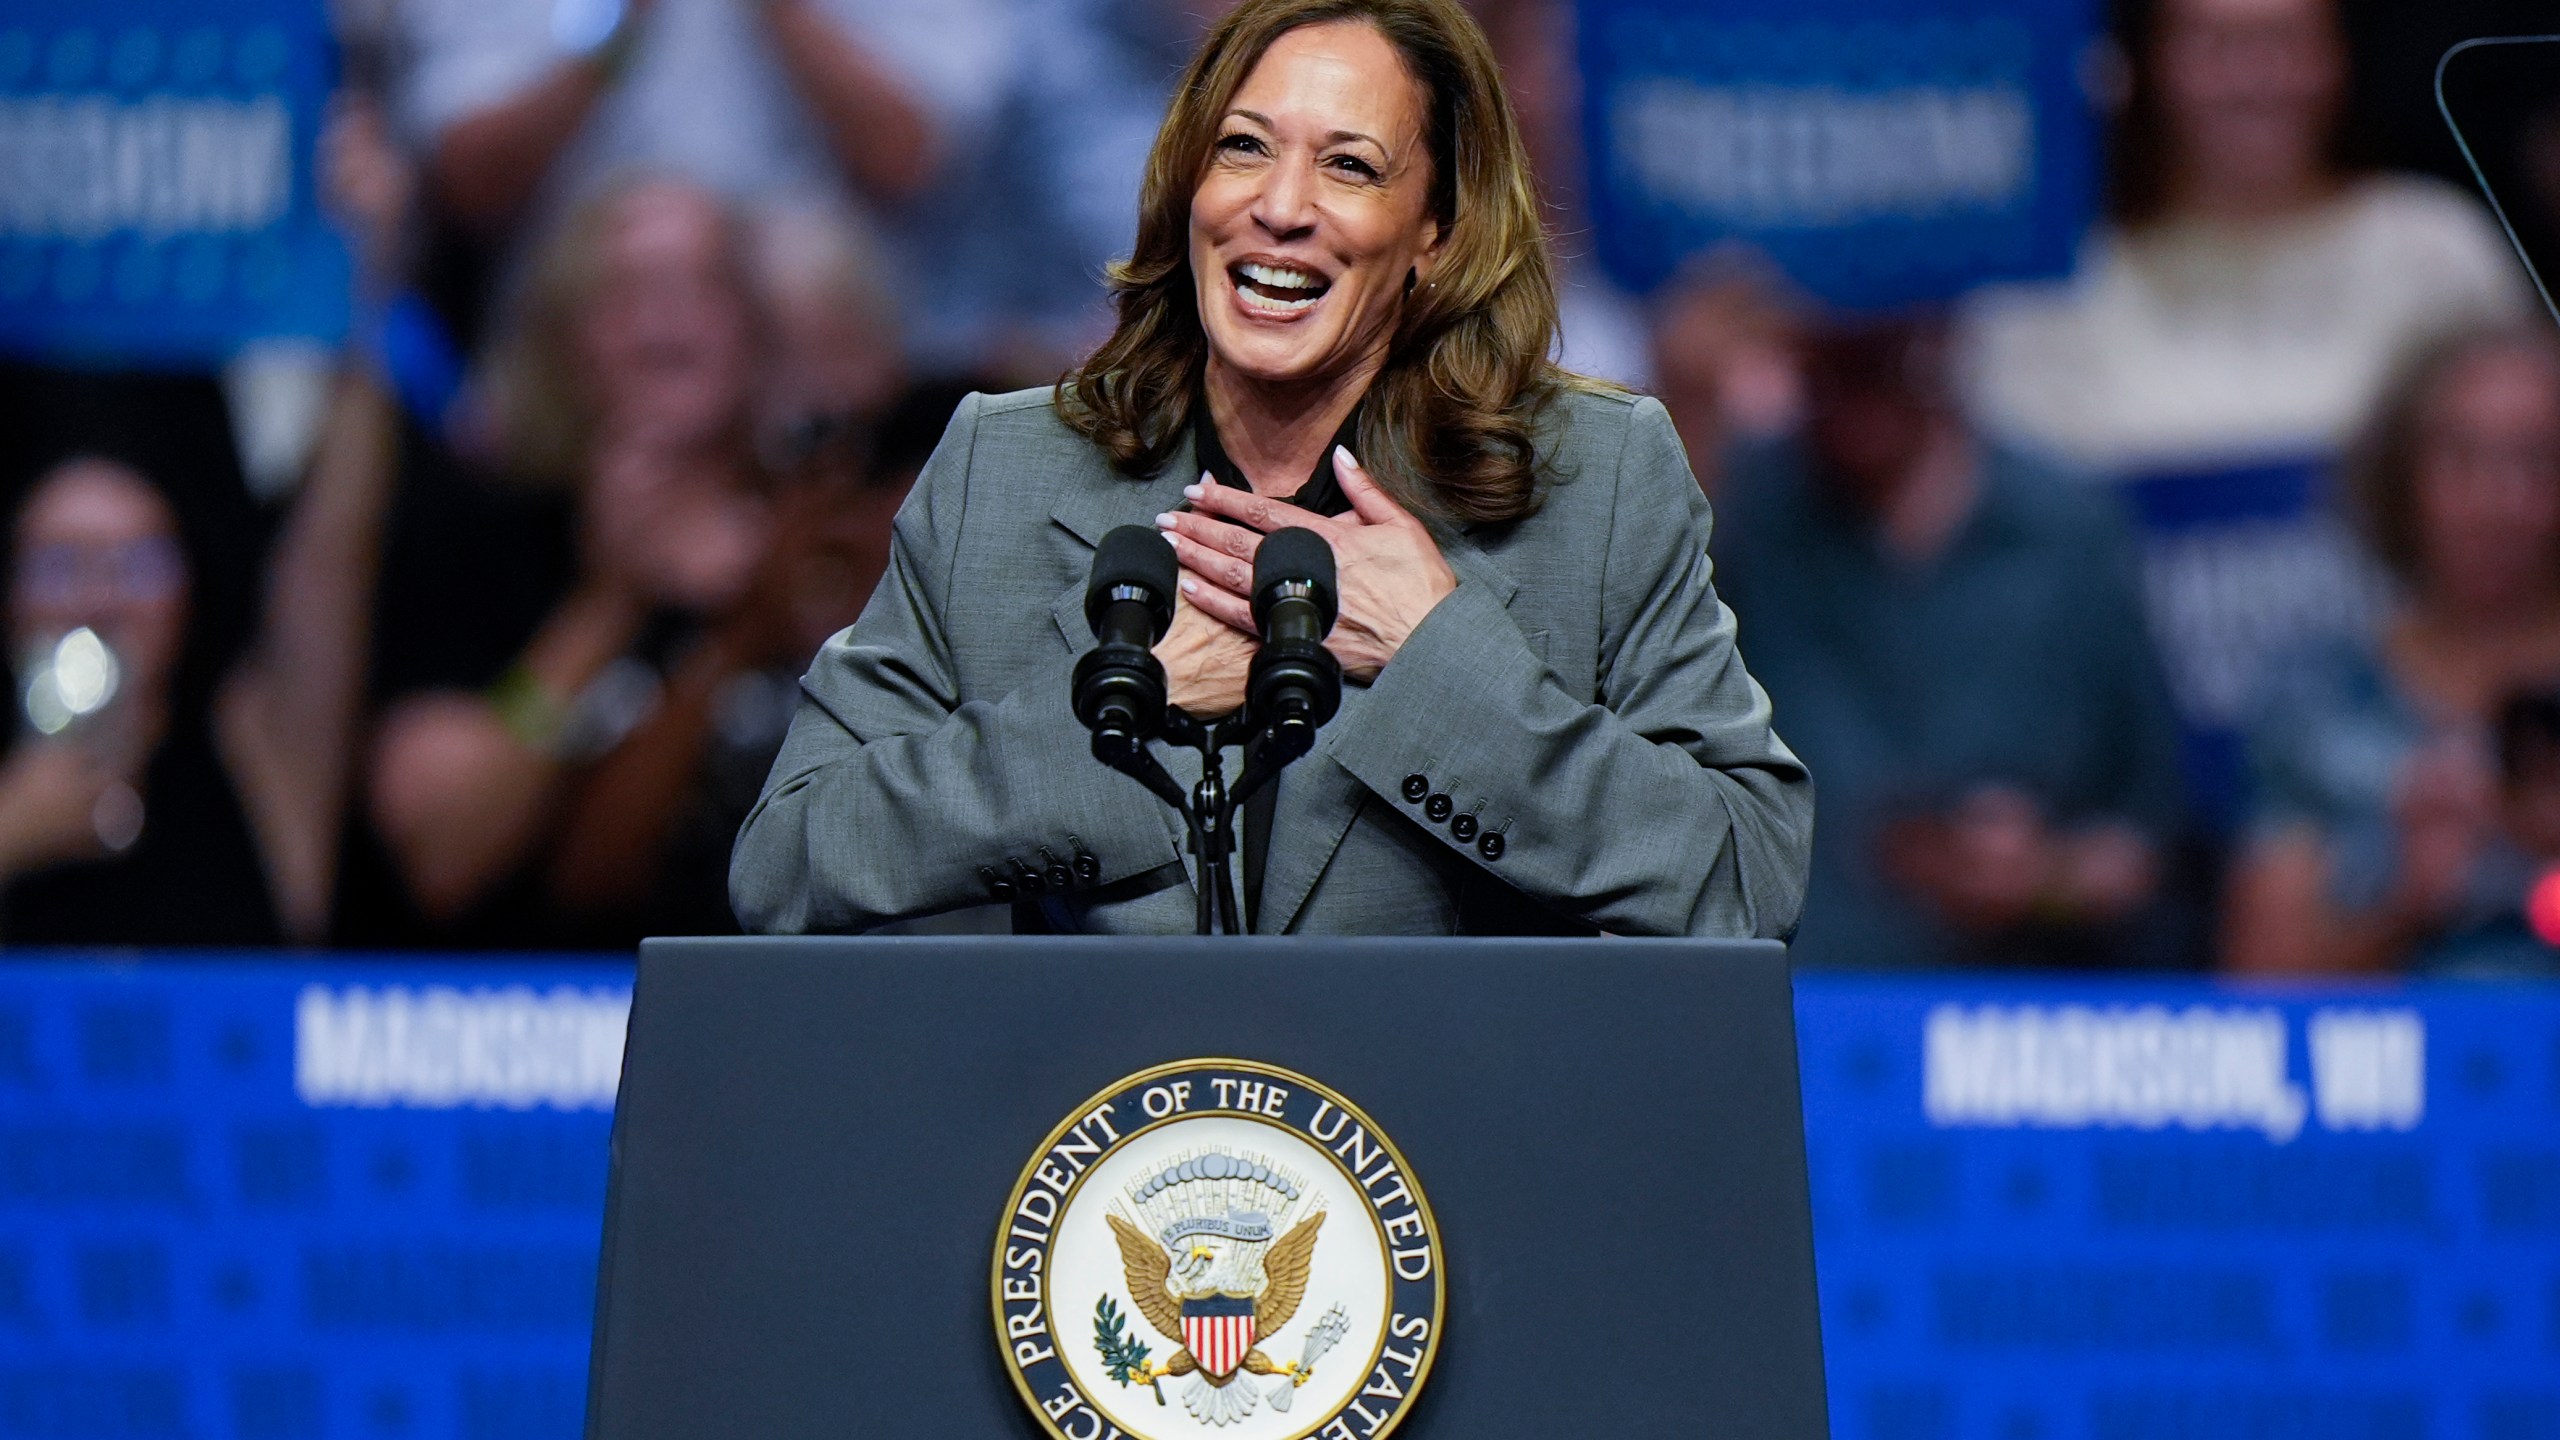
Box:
[1157,446,1457,683]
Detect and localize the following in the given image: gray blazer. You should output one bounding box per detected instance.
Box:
[731,384,1813,936]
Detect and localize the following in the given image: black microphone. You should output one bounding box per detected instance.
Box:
[1247,527,1341,761]
[1073,525,1177,760]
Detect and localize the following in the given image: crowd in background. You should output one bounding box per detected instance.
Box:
[2,0,2558,973]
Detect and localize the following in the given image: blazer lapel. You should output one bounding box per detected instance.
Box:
[1047,437,1202,655]
[1257,520,1523,933]
[1046,437,1205,882]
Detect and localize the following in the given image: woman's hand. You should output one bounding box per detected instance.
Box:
[1154,587,1256,718]
[0,741,124,877]
[586,420,771,613]
[2384,735,2496,927]
[1156,447,1456,682]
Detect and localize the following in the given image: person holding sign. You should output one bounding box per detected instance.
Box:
[1957,0,2532,826]
[732,0,1811,937]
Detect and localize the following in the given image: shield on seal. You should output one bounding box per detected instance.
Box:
[1181,1295,1258,1379]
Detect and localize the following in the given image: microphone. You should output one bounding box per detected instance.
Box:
[1073,525,1177,760]
[1247,527,1341,761]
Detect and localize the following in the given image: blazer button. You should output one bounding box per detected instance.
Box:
[1451,813,1480,843]
[1012,859,1047,896]
[1401,773,1430,803]
[1073,847,1101,886]
[1041,848,1075,893]
[979,866,1018,901]
[1478,831,1507,861]
[1425,793,1454,823]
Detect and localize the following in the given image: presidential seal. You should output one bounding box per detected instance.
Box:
[993,1060,1443,1440]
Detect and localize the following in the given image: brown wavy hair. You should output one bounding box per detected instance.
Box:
[1057,0,1566,525]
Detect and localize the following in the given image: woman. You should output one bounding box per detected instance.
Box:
[2226,325,2560,973]
[356,177,876,946]
[732,0,1812,937]
[0,424,385,945]
[1957,0,2531,827]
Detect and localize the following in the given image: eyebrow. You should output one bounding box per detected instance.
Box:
[1222,110,1388,151]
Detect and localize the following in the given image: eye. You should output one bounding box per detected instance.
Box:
[1326,154,1383,181]
[1215,132,1268,158]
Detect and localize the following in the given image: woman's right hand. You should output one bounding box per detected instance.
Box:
[0,742,122,877]
[1155,588,1255,719]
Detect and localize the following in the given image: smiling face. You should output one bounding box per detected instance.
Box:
[2155,0,2344,204]
[1189,21,1443,393]
[2410,341,2560,618]
[10,459,189,701]
[576,181,757,448]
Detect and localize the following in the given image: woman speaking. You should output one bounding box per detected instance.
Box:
[731,0,1812,937]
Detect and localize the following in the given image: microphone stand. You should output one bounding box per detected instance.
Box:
[1089,710,1311,936]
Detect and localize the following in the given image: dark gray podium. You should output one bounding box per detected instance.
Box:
[585,937,1827,1438]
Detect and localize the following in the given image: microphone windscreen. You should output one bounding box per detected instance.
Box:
[1252,526,1338,635]
[1253,526,1336,598]
[1087,525,1179,638]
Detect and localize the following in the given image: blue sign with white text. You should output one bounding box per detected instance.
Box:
[1578,0,2104,310]
[0,0,350,366]
[0,960,2553,1438]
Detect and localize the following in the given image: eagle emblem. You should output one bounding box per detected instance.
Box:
[1093,1149,1348,1427]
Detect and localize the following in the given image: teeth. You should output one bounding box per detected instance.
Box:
[1238,286,1320,313]
[1240,261,1324,290]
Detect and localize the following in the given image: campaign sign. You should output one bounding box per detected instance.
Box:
[0,960,620,1439]
[1578,0,2104,310]
[2,959,2556,1439]
[1800,975,2560,1440]
[0,0,349,366]
[2115,457,2387,831]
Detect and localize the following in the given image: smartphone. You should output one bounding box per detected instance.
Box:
[18,628,123,739]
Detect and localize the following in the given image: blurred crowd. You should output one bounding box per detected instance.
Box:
[2,0,2558,974]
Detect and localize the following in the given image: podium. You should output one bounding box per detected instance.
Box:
[585,937,1828,1439]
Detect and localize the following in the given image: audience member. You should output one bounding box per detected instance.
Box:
[0,386,393,945]
[1715,315,2188,968]
[1475,0,1655,388]
[344,178,912,947]
[1648,259,1807,496]
[1957,0,2532,825]
[386,0,1019,346]
[2226,324,2560,973]
[910,0,1226,376]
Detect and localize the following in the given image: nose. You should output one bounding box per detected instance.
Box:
[1250,155,1318,241]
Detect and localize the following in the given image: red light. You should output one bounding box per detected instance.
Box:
[2528,867,2560,946]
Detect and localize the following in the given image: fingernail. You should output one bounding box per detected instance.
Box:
[1184,482,1205,499]
[1334,445,1356,469]
[1154,512,1177,528]
[1180,577,1198,594]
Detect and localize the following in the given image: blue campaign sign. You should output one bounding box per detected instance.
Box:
[2112,457,2386,832]
[1,958,2555,1438]
[1798,975,2560,1440]
[0,0,350,367]
[0,959,620,1438]
[1578,0,2104,311]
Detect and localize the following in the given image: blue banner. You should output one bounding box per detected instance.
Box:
[0,0,350,367]
[1,959,2554,1438]
[1577,0,2103,311]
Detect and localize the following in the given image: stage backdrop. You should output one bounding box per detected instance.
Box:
[0,0,350,366]
[1577,0,2104,310]
[0,957,2551,1440]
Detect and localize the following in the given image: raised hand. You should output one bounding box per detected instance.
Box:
[1154,446,1456,682]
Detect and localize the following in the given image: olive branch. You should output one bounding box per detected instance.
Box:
[1093,1295,1165,1404]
